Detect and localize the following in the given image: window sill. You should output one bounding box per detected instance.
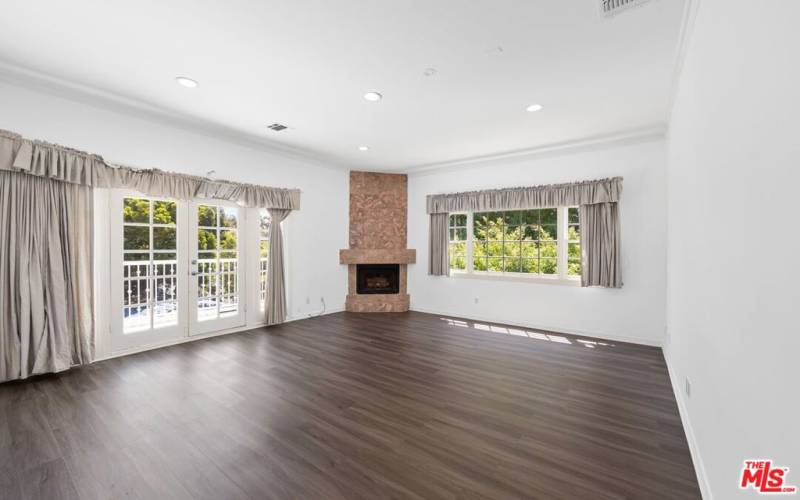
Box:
[449,271,581,286]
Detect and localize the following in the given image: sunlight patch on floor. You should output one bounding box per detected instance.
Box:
[439,317,616,348]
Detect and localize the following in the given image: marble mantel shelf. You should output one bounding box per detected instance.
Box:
[339,249,416,265]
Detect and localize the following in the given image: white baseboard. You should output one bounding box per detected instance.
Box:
[408,306,662,347]
[94,306,346,362]
[286,305,345,323]
[663,348,713,500]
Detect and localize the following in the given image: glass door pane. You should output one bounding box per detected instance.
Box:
[111,193,186,353]
[122,198,179,332]
[191,202,246,335]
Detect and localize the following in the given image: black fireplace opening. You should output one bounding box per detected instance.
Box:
[356,264,400,295]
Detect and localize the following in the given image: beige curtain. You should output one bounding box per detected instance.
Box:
[0,172,93,382]
[580,202,622,288]
[265,209,291,325]
[0,129,301,209]
[428,213,450,276]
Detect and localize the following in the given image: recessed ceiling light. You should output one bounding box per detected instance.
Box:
[363,92,382,102]
[358,146,369,151]
[175,76,198,88]
[526,103,544,112]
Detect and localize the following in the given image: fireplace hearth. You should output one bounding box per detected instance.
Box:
[356,264,400,295]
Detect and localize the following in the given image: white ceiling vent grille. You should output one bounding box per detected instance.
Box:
[600,0,653,17]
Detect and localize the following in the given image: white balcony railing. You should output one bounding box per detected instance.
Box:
[123,260,178,333]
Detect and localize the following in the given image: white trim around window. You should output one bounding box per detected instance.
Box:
[447,207,581,286]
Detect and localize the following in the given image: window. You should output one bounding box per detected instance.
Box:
[122,197,179,333]
[259,210,271,310]
[448,214,467,270]
[450,207,580,282]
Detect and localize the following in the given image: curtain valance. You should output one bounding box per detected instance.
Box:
[0,129,301,209]
[426,177,622,214]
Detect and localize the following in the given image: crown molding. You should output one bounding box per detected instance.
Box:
[401,124,667,177]
[0,60,347,171]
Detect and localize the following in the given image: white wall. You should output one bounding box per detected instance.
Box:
[664,1,800,498]
[0,81,349,357]
[408,139,668,345]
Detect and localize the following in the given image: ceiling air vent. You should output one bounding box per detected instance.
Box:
[600,0,653,17]
[267,123,288,131]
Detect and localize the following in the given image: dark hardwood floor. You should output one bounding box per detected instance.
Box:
[0,311,700,500]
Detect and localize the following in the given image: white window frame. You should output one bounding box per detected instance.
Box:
[449,207,581,286]
[447,212,469,271]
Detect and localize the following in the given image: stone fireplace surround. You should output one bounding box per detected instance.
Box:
[339,171,415,312]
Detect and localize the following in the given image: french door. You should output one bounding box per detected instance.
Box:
[188,200,246,335]
[110,192,247,352]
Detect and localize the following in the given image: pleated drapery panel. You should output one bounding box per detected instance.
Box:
[580,202,623,288]
[0,171,94,382]
[265,208,291,325]
[0,129,301,209]
[428,213,450,276]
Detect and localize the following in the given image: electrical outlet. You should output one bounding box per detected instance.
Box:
[305,296,310,305]
[474,297,479,304]
[685,377,691,398]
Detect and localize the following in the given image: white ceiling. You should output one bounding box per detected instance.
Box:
[0,0,686,172]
